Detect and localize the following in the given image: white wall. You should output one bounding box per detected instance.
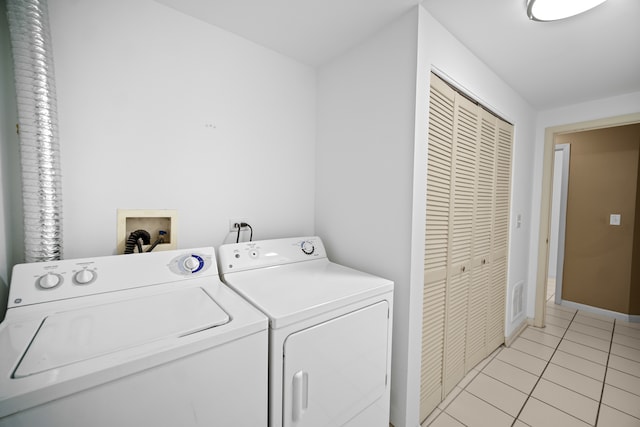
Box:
[317,6,538,427]
[316,9,420,427]
[527,90,640,316]
[0,0,24,320]
[48,0,317,259]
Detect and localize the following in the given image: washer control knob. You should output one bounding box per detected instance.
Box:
[183,255,202,272]
[38,273,61,289]
[301,241,315,255]
[75,269,95,285]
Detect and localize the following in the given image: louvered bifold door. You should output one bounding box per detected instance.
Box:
[421,74,513,424]
[442,94,479,395]
[421,75,455,420]
[465,109,496,370]
[486,118,513,350]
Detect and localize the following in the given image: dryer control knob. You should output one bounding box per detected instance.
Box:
[75,269,95,285]
[301,241,315,255]
[38,273,61,289]
[183,256,201,272]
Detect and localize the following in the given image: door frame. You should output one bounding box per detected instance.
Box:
[534,113,640,327]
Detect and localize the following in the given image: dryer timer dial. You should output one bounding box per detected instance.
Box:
[301,241,315,255]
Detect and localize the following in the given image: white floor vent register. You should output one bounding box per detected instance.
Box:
[511,281,525,322]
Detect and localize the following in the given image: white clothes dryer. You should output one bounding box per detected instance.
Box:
[218,236,394,427]
[0,247,268,427]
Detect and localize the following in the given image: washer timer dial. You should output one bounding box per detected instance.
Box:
[301,241,315,255]
[74,269,96,285]
[183,255,204,273]
[168,253,208,276]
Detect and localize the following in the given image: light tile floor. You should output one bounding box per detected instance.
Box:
[422,300,640,427]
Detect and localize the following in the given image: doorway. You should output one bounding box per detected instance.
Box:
[534,113,640,327]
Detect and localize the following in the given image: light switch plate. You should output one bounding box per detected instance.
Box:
[610,214,621,226]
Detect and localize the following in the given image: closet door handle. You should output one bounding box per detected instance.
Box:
[461,265,466,272]
[292,370,309,422]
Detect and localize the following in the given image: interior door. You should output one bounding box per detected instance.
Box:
[282,301,389,427]
[421,74,512,422]
[421,75,455,419]
[443,93,478,395]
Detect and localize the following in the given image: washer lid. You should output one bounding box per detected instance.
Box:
[14,287,229,378]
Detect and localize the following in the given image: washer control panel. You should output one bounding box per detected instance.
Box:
[9,247,216,308]
[218,236,326,273]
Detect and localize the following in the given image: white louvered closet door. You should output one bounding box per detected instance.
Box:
[421,74,513,422]
[442,94,479,395]
[465,109,497,370]
[486,119,513,350]
[420,76,455,420]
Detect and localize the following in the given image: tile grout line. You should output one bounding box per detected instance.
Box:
[610,339,640,357]
[431,347,507,426]
[429,311,637,427]
[429,349,497,426]
[561,333,611,352]
[510,309,578,427]
[430,308,629,427]
[594,318,616,426]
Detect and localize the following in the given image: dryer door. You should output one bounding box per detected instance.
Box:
[282,301,389,427]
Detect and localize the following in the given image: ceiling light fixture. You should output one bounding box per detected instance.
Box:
[526,0,609,21]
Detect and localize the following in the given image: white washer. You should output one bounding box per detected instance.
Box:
[218,236,394,427]
[0,247,268,427]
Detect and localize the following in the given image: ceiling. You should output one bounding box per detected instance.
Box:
[155,0,640,110]
[422,0,640,109]
[154,0,420,66]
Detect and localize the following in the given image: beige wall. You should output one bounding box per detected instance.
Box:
[631,146,640,314]
[558,124,640,314]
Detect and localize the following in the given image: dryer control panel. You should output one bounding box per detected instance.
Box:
[9,247,216,308]
[218,236,327,273]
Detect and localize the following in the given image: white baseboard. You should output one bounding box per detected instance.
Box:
[559,299,639,323]
[505,318,529,347]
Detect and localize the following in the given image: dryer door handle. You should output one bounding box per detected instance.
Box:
[292,370,309,422]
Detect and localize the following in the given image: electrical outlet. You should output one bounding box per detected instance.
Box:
[229,219,249,232]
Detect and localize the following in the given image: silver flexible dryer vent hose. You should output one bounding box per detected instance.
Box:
[6,0,63,262]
